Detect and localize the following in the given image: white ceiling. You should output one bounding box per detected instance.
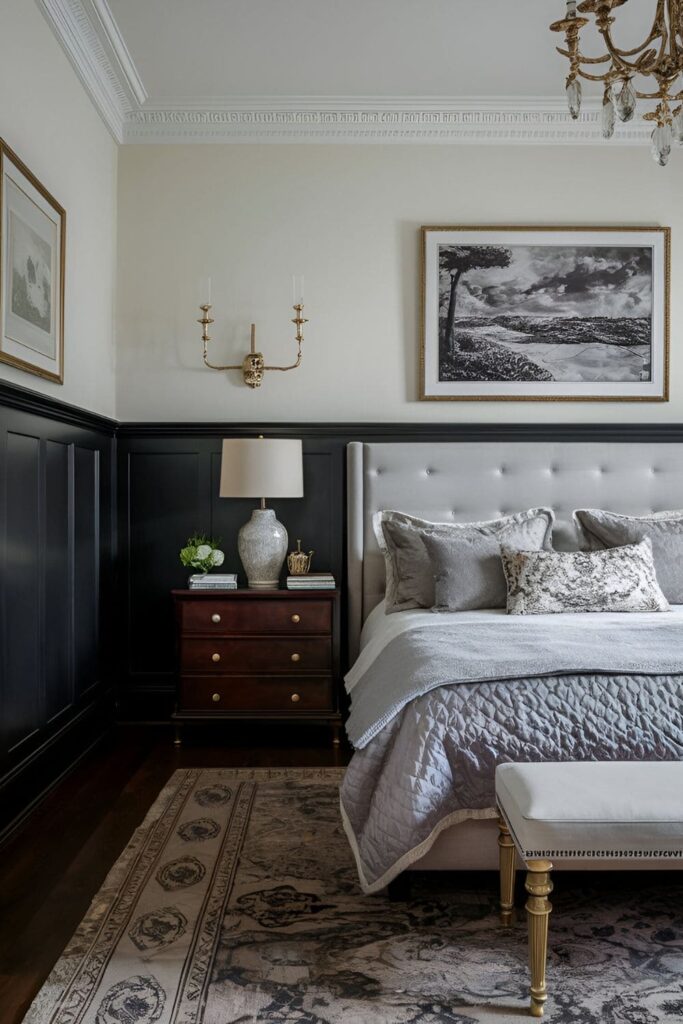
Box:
[37,0,656,143]
[107,0,656,99]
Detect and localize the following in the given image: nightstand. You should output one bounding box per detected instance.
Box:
[171,589,342,746]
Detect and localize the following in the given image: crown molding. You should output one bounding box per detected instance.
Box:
[36,1,652,146]
[37,0,146,142]
[122,97,651,144]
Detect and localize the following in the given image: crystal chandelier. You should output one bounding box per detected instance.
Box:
[551,1,683,165]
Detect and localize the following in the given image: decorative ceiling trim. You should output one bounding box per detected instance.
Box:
[36,1,652,146]
[123,97,651,144]
[37,0,146,142]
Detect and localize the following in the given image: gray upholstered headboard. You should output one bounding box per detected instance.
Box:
[347,440,683,660]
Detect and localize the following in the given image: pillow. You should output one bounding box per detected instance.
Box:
[501,539,670,616]
[373,508,554,613]
[423,516,556,612]
[574,508,683,604]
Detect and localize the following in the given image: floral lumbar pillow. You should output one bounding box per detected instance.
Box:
[501,538,670,615]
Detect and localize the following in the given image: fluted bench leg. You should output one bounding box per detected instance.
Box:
[498,815,516,926]
[525,859,553,1018]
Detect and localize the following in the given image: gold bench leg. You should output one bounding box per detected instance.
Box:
[525,859,553,1018]
[498,815,516,926]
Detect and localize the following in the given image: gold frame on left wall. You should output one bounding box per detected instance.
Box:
[0,139,66,385]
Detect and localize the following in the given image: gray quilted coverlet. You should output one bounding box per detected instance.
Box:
[341,623,683,892]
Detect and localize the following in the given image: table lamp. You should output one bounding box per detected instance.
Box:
[219,437,303,588]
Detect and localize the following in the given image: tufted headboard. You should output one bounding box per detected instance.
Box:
[347,440,683,661]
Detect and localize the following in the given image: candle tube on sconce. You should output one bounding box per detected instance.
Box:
[291,275,305,306]
[199,276,212,306]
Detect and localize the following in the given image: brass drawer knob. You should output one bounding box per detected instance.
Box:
[290,652,301,663]
[212,692,221,703]
[290,692,301,703]
[211,613,221,624]
[212,652,221,663]
[291,614,301,624]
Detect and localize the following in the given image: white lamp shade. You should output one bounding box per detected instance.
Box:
[219,438,303,499]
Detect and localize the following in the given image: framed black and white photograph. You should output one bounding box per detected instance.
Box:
[0,139,65,384]
[421,226,669,402]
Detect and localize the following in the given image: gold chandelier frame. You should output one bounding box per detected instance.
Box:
[551,0,683,163]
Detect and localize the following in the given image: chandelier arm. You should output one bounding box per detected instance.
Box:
[574,67,616,82]
[556,46,611,64]
[598,2,667,72]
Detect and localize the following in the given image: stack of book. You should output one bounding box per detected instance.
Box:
[188,573,238,590]
[286,572,336,590]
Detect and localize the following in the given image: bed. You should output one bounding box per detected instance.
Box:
[340,440,683,893]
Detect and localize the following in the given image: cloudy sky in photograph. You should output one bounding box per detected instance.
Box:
[441,245,653,319]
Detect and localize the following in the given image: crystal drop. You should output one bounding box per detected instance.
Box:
[673,109,683,143]
[566,79,582,120]
[615,79,636,122]
[651,124,672,166]
[601,93,615,139]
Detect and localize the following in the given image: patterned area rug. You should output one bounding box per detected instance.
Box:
[23,768,683,1024]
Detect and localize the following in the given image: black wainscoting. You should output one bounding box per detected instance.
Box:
[6,374,683,789]
[116,420,683,719]
[0,382,116,840]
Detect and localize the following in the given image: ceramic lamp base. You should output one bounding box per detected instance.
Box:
[237,508,288,589]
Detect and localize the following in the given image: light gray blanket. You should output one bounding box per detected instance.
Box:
[341,618,683,893]
[345,618,683,748]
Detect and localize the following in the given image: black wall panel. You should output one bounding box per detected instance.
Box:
[0,383,116,840]
[116,420,683,720]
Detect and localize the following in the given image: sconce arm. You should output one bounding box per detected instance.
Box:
[263,341,303,372]
[201,343,243,373]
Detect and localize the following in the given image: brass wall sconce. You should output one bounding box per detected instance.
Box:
[196,279,308,389]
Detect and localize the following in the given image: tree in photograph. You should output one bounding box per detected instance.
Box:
[439,245,512,358]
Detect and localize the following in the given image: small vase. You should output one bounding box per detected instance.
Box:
[238,508,288,589]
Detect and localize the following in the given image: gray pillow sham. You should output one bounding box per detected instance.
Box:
[502,538,670,616]
[423,515,556,611]
[373,508,554,613]
[574,508,683,604]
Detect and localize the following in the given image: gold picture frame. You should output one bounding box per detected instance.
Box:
[0,139,65,384]
[420,225,670,402]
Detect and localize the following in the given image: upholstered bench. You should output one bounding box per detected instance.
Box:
[495,761,683,1018]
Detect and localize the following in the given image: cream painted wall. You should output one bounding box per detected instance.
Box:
[117,144,679,423]
[0,0,117,417]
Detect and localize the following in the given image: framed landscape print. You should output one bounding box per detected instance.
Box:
[421,226,669,402]
[0,139,65,384]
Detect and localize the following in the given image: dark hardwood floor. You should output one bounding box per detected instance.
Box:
[0,722,350,1024]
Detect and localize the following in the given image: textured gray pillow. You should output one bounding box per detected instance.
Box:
[502,539,670,616]
[423,516,555,611]
[373,508,554,613]
[574,508,683,604]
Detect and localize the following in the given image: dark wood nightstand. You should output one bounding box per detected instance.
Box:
[171,589,342,746]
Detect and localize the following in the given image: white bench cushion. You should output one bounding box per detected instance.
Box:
[496,761,683,862]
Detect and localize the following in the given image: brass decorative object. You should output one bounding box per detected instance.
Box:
[551,0,683,164]
[197,307,308,389]
[287,539,314,576]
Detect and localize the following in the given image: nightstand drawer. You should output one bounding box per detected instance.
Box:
[180,675,334,712]
[179,599,332,635]
[180,637,332,674]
